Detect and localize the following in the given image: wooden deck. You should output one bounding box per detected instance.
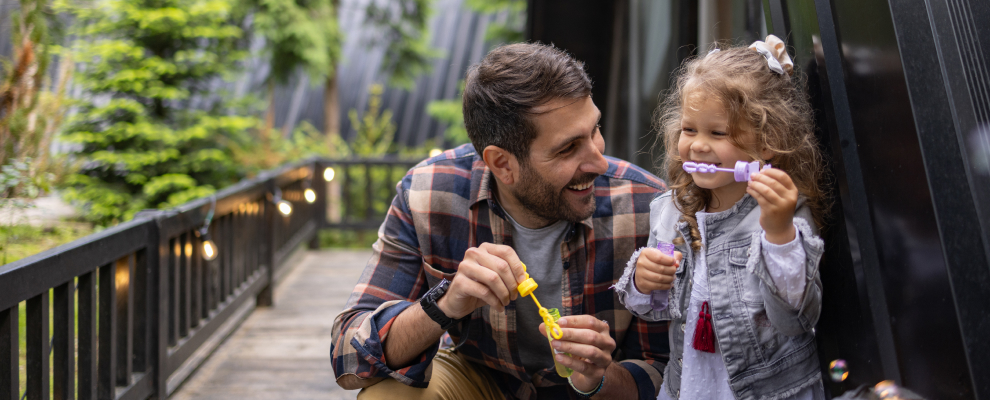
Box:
[170,249,370,400]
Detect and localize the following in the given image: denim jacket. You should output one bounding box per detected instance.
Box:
[615,192,824,400]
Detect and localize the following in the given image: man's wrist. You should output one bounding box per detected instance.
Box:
[568,374,604,398]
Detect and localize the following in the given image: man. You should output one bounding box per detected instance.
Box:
[331,43,669,399]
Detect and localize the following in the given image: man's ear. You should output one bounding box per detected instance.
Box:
[482,145,519,185]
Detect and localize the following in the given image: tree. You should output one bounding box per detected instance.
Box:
[245,0,342,137]
[59,0,259,226]
[365,0,441,89]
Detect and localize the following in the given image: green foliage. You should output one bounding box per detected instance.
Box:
[464,0,525,44]
[425,80,468,146]
[248,0,342,85]
[0,158,55,264]
[423,0,524,148]
[229,121,342,176]
[365,0,443,89]
[345,84,396,157]
[58,0,258,227]
[0,0,70,189]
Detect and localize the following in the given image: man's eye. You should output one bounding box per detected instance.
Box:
[560,144,575,154]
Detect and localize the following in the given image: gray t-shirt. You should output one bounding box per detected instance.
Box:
[505,212,568,376]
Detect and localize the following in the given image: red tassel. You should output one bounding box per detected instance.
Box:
[692,301,716,353]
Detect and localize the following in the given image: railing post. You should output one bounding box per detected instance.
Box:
[309,160,328,249]
[133,211,166,399]
[257,178,276,307]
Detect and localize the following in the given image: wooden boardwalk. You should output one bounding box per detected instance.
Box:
[170,249,371,400]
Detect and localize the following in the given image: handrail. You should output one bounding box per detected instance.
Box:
[0,155,423,400]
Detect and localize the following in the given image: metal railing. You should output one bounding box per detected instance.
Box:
[0,155,422,400]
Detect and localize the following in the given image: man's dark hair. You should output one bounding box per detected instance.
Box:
[463,43,592,162]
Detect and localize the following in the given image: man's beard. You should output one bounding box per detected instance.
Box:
[512,164,598,224]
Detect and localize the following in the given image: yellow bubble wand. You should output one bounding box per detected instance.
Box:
[516,262,563,340]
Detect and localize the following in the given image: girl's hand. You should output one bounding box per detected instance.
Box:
[634,248,682,293]
[747,168,798,245]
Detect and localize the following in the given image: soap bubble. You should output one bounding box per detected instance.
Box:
[828,359,849,382]
[874,380,901,399]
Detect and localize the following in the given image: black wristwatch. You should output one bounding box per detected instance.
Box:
[420,278,455,330]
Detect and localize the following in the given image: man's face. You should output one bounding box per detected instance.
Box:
[511,96,608,223]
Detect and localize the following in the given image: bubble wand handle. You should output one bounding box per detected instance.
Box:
[682,160,772,182]
[516,263,564,340]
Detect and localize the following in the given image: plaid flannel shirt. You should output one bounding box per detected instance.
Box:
[331,144,671,399]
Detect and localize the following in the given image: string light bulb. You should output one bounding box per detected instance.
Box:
[304,188,316,203]
[429,148,443,157]
[200,231,218,261]
[324,167,335,182]
[199,195,218,261]
[273,187,293,216]
[278,200,293,215]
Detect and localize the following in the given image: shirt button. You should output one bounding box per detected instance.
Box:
[681,324,685,332]
[678,358,683,366]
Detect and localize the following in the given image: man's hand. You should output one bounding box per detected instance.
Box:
[633,248,682,293]
[747,168,798,245]
[540,315,615,393]
[437,243,527,319]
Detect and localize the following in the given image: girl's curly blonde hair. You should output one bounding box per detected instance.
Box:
[655,45,828,251]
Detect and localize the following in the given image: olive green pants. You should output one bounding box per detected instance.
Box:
[357,349,502,400]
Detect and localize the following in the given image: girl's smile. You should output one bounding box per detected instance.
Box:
[678,91,766,212]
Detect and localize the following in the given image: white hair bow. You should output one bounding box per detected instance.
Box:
[748,35,793,75]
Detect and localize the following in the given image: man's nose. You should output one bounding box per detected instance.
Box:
[583,137,609,175]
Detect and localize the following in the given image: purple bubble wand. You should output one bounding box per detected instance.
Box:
[682,160,771,182]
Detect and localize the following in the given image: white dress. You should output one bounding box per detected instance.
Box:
[647,211,826,400]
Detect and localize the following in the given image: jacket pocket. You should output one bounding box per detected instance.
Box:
[728,246,763,306]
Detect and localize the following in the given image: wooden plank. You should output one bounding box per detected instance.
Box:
[133,249,149,374]
[78,271,98,400]
[169,238,179,347]
[26,291,49,400]
[168,250,369,400]
[53,281,75,400]
[179,234,190,339]
[166,268,267,378]
[98,263,117,400]
[0,306,17,400]
[116,255,134,386]
[0,219,151,312]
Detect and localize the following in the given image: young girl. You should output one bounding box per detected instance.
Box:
[614,35,828,400]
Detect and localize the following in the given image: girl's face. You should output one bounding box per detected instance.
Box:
[678,90,761,210]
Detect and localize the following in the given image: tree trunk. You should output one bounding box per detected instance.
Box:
[323,74,340,141]
[265,80,276,132]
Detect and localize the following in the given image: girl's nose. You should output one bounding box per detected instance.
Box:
[690,138,710,153]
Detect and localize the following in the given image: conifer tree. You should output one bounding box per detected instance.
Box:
[60,0,258,226]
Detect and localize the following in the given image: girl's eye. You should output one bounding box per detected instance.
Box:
[681,128,696,135]
[712,131,728,136]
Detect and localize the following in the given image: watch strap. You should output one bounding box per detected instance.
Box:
[421,279,455,330]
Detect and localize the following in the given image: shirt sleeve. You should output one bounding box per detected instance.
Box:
[330,176,439,389]
[760,227,807,308]
[616,312,672,400]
